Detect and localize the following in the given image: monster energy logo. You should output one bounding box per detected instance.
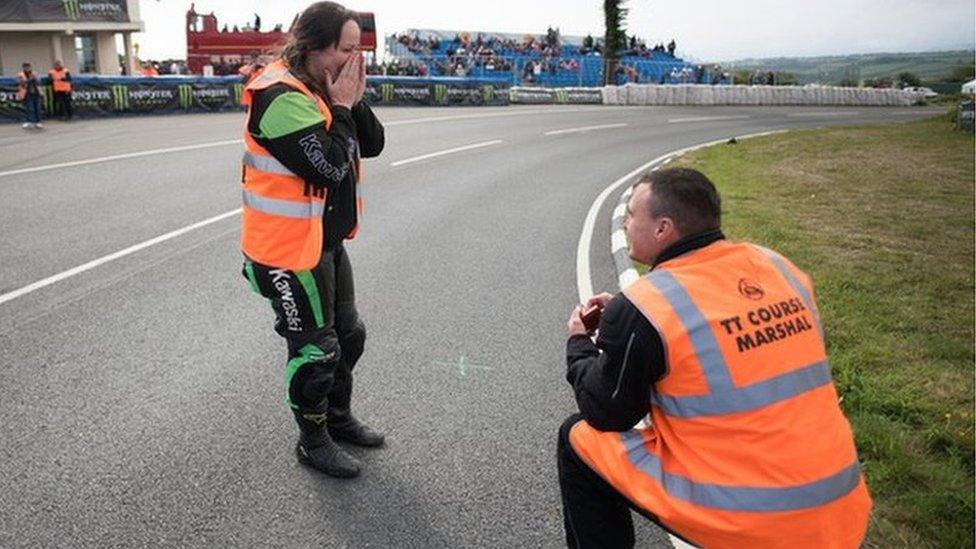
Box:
[556,89,569,103]
[62,0,81,19]
[111,85,129,110]
[480,85,495,103]
[380,83,395,102]
[433,84,447,104]
[178,84,193,109]
[233,83,244,105]
[41,86,55,114]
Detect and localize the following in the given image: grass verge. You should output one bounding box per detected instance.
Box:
[659,117,974,547]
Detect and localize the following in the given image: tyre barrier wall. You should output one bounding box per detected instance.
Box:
[0,75,512,122]
[601,84,925,107]
[509,86,604,105]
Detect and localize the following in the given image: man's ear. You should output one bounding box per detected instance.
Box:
[655,217,673,239]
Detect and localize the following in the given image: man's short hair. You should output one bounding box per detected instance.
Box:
[636,168,721,235]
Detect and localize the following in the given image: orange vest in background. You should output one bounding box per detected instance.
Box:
[240,59,362,271]
[570,240,872,549]
[48,68,71,92]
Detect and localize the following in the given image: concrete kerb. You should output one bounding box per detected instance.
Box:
[608,130,789,292]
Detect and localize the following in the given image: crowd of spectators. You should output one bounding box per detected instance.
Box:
[390,27,568,77]
[135,59,191,76]
[387,27,692,84]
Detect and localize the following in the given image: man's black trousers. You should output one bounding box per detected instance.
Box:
[558,414,694,549]
[242,243,366,417]
[53,91,72,120]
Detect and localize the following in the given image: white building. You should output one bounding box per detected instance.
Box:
[0,0,144,76]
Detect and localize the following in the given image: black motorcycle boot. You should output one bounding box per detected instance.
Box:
[293,409,362,478]
[327,411,386,447]
[326,366,385,448]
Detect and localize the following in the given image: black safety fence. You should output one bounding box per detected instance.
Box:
[364,76,510,106]
[0,75,512,122]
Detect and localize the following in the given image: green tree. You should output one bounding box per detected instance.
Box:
[896,71,921,88]
[603,0,628,85]
[947,65,975,83]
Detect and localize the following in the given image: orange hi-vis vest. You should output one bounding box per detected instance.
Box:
[240,59,362,270]
[570,241,871,548]
[48,68,71,92]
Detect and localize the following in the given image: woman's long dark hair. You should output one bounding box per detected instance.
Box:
[279,2,358,92]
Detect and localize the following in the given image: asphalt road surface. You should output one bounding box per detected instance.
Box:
[0,104,941,548]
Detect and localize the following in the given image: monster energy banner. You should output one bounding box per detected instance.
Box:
[0,75,508,121]
[0,76,245,121]
[0,0,129,22]
[509,86,603,105]
[365,77,510,106]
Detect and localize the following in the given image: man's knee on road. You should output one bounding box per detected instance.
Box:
[558,413,585,457]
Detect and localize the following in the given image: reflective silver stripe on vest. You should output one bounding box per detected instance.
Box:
[242,189,323,219]
[619,430,862,511]
[757,245,824,338]
[651,361,832,418]
[242,151,298,177]
[648,269,735,391]
[645,266,832,418]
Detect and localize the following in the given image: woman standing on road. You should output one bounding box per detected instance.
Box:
[239,1,385,478]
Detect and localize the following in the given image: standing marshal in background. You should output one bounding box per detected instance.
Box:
[239,1,385,479]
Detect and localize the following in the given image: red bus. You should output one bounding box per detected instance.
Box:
[185,7,376,75]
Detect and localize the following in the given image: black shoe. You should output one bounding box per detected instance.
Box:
[295,435,362,478]
[328,416,385,447]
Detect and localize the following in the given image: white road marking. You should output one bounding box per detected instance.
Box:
[611,231,628,253]
[544,123,628,136]
[0,139,243,179]
[0,209,242,306]
[0,107,617,180]
[612,203,627,219]
[618,269,639,288]
[389,139,503,167]
[385,107,614,127]
[787,111,859,117]
[667,115,749,124]
[888,111,939,116]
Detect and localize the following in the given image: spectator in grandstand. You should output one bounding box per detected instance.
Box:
[253,13,261,32]
[140,62,159,77]
[221,24,229,32]
[667,39,676,57]
[232,24,239,32]
[16,62,42,130]
[274,24,283,32]
[522,60,535,83]
[581,34,594,54]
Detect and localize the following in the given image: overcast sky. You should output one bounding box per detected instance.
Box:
[135,0,975,62]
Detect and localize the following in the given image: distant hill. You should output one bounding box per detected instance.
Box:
[723,50,975,85]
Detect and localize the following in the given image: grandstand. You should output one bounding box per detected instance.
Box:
[383,29,728,87]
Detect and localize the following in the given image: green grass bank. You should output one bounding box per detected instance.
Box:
[666,116,975,547]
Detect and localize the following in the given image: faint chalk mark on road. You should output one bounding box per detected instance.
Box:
[432,355,493,377]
